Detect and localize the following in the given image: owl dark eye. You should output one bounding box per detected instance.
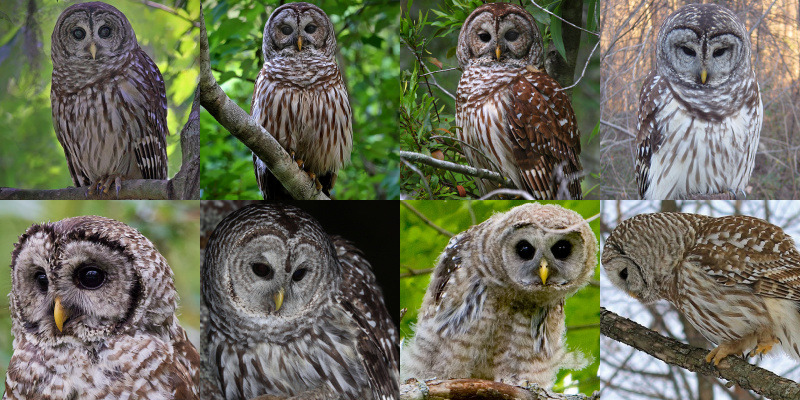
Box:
[281,25,293,35]
[252,263,274,279]
[75,266,105,290]
[619,267,629,281]
[72,27,86,40]
[98,25,111,38]
[712,48,727,58]
[680,46,696,57]
[515,240,535,260]
[292,268,307,282]
[34,271,48,292]
[304,24,317,34]
[551,240,572,260]
[478,32,491,43]
[504,30,519,41]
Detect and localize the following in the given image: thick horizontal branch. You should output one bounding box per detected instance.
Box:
[399,150,512,186]
[401,379,599,400]
[198,5,327,200]
[0,180,171,199]
[600,308,800,400]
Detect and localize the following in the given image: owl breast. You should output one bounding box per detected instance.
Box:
[252,57,353,175]
[456,65,524,193]
[642,74,762,199]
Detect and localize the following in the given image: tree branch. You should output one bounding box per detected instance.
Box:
[600,308,800,400]
[197,4,328,200]
[400,150,512,186]
[400,379,599,400]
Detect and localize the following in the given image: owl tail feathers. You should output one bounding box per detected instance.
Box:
[766,298,800,361]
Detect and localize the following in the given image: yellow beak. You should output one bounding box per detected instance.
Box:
[89,42,97,60]
[297,36,303,51]
[495,45,501,60]
[539,259,549,285]
[54,297,68,332]
[700,69,707,84]
[274,287,285,312]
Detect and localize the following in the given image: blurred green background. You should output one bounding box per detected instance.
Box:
[200,0,400,200]
[400,200,600,395]
[0,200,201,395]
[0,0,200,189]
[400,0,601,199]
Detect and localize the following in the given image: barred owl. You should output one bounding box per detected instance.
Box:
[51,2,168,195]
[201,204,398,399]
[636,4,762,200]
[251,3,353,199]
[456,3,582,199]
[3,216,199,399]
[401,203,597,387]
[603,212,800,365]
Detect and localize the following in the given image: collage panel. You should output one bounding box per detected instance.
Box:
[0,0,200,200]
[199,0,400,200]
[200,200,399,399]
[400,200,600,397]
[600,200,800,399]
[399,0,600,200]
[0,200,200,398]
[600,0,800,200]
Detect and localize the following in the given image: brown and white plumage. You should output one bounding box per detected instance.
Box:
[3,216,199,399]
[401,203,597,387]
[251,2,352,199]
[635,4,762,199]
[603,212,800,365]
[455,3,582,199]
[201,204,398,400]
[51,2,168,193]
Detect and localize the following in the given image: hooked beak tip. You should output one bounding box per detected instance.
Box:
[89,42,97,60]
[700,69,707,84]
[495,46,501,60]
[297,37,303,51]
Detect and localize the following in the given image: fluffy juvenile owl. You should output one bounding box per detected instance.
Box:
[201,204,398,399]
[401,203,597,387]
[3,216,199,399]
[636,4,762,199]
[251,3,353,199]
[456,3,582,199]
[603,212,800,365]
[51,2,168,195]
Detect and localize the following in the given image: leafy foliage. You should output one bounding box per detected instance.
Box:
[0,0,200,190]
[200,0,400,199]
[400,0,601,199]
[0,201,201,396]
[400,200,600,395]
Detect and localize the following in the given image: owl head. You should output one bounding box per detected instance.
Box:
[602,212,706,304]
[262,2,337,61]
[456,3,543,69]
[51,2,138,71]
[656,4,752,90]
[203,204,340,337]
[9,216,177,345]
[478,203,597,300]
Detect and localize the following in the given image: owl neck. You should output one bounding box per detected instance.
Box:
[52,50,137,95]
[664,70,760,121]
[262,56,339,87]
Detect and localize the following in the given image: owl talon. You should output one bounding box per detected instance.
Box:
[296,159,305,169]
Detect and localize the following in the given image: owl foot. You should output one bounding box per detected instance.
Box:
[705,338,753,365]
[90,175,122,197]
[748,334,778,357]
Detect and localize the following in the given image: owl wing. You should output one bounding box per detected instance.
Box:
[691,216,800,301]
[333,236,399,400]
[171,323,201,399]
[635,71,666,199]
[505,68,582,199]
[50,87,89,187]
[131,48,169,180]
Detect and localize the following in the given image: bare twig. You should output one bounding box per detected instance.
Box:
[401,201,454,237]
[601,308,800,400]
[400,150,512,186]
[401,159,434,200]
[401,379,599,400]
[527,0,599,37]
